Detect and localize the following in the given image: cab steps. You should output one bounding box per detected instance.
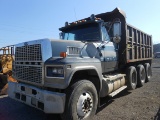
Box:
[108,85,127,97]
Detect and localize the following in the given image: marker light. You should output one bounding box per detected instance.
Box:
[72,22,77,24]
[81,20,86,22]
[60,52,67,58]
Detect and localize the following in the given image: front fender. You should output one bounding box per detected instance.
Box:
[68,65,102,83]
[64,58,102,91]
[45,57,102,90]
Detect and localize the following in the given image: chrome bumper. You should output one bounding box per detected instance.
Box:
[8,81,66,113]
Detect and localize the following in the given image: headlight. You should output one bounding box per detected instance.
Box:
[46,66,64,78]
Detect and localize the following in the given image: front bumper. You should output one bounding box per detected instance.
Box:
[8,81,66,113]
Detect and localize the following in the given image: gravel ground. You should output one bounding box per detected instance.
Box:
[0,59,160,120]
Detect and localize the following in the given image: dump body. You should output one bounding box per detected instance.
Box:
[125,24,152,63]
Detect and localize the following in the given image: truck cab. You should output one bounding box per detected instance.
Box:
[59,14,121,73]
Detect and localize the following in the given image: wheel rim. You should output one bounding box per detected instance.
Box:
[141,69,145,82]
[148,66,151,78]
[77,92,93,118]
[132,72,136,85]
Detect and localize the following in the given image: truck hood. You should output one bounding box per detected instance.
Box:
[50,39,85,57]
[50,39,101,59]
[15,38,101,62]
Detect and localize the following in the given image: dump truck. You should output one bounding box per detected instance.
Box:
[0,45,16,95]
[8,8,152,120]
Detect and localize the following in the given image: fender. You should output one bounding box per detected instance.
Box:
[45,57,103,90]
[67,65,102,90]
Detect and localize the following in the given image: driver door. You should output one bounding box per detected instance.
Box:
[101,26,118,73]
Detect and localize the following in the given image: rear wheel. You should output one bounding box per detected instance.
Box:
[61,80,98,120]
[137,65,146,87]
[126,66,137,90]
[144,63,152,82]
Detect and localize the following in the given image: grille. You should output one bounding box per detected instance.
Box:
[15,44,42,61]
[15,65,42,84]
[67,46,81,55]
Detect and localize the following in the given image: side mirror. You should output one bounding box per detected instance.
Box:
[59,32,64,39]
[113,19,121,43]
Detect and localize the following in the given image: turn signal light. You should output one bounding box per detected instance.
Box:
[81,20,86,22]
[60,52,67,58]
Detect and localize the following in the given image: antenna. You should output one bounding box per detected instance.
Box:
[74,8,77,20]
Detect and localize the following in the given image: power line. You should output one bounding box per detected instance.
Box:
[0,23,56,32]
[0,28,54,36]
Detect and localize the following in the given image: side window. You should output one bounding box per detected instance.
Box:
[101,26,110,41]
[64,33,75,40]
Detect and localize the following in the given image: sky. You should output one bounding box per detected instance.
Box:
[0,0,160,48]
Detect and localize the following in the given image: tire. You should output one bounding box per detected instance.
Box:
[126,66,137,90]
[144,63,152,82]
[61,80,98,120]
[137,65,146,87]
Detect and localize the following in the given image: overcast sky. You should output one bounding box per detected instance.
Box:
[0,0,159,48]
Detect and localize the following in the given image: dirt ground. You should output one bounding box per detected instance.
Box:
[93,59,160,120]
[0,59,160,120]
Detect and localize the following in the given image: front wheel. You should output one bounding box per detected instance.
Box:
[61,80,98,120]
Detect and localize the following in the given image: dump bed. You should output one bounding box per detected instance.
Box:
[125,24,152,63]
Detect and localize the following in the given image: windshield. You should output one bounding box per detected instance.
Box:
[62,23,100,41]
